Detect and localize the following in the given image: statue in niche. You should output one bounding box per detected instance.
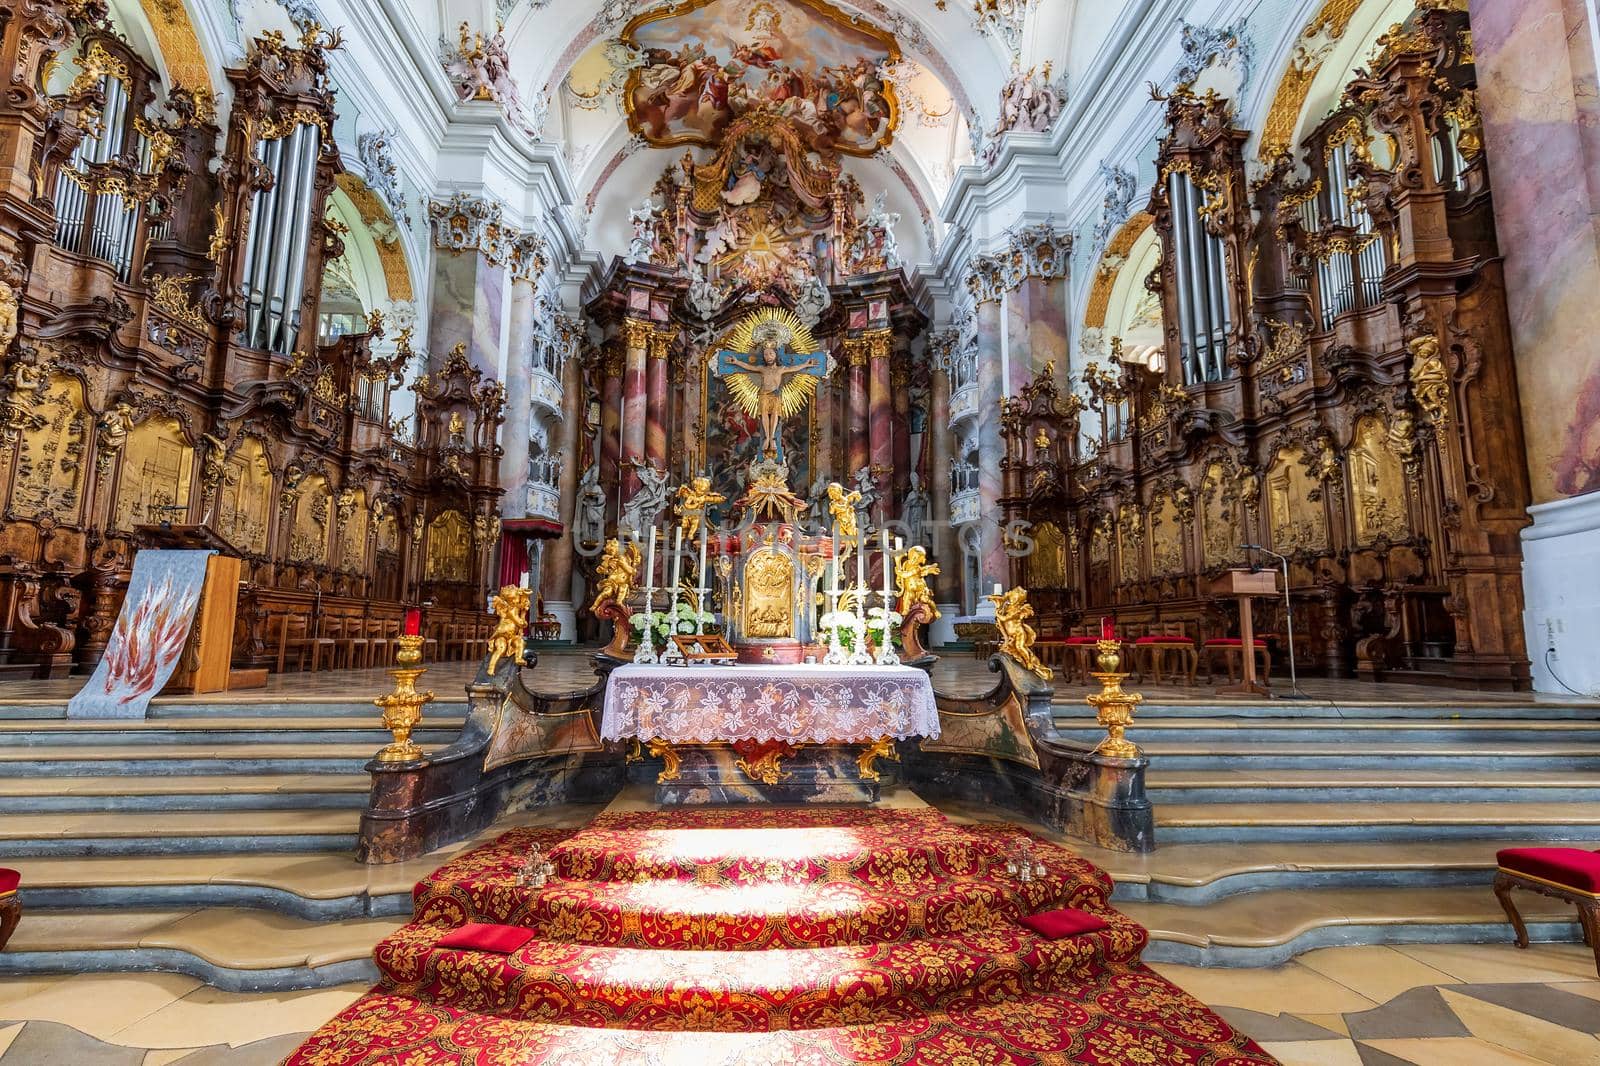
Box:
[627,197,661,264]
[902,471,930,542]
[984,63,1064,163]
[575,463,607,547]
[715,310,826,462]
[619,459,671,535]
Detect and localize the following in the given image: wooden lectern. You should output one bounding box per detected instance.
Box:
[133,525,245,696]
[1211,568,1278,697]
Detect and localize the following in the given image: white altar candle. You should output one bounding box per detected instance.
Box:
[670,526,684,613]
[644,527,657,607]
[993,582,1003,596]
[830,530,839,602]
[696,523,708,634]
[881,525,892,614]
[856,526,865,601]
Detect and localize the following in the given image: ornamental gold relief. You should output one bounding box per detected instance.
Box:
[111,416,193,531]
[13,373,89,523]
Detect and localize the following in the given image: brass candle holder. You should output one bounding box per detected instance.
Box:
[1084,638,1144,759]
[374,634,434,762]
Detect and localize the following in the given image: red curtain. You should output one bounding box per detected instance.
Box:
[498,532,530,590]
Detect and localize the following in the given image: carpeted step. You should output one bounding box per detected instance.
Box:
[414,867,1109,951]
[285,964,1275,1064]
[420,814,1111,896]
[371,915,1148,1029]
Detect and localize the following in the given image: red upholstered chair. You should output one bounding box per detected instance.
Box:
[0,868,19,951]
[1202,635,1272,686]
[1493,847,1600,977]
[1132,622,1198,686]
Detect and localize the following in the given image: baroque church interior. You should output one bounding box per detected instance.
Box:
[0,0,1598,1062]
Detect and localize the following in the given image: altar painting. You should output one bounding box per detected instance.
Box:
[624,0,899,156]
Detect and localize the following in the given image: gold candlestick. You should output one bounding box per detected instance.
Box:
[374,634,434,762]
[1085,638,1144,759]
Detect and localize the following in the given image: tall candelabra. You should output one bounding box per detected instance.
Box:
[375,634,434,762]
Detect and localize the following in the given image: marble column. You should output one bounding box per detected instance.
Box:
[866,329,893,513]
[1008,276,1071,394]
[498,277,537,517]
[542,349,583,640]
[927,350,959,643]
[1473,0,1600,693]
[975,299,1008,593]
[846,337,870,478]
[646,329,671,472]
[599,345,623,517]
[621,319,650,498]
[891,357,912,511]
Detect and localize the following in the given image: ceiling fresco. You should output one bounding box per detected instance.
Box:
[622,0,901,156]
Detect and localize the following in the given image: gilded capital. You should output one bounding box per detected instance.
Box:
[648,329,674,360]
[621,318,652,352]
[842,337,869,368]
[865,328,893,362]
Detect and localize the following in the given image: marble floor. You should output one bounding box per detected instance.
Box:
[0,940,1594,1064]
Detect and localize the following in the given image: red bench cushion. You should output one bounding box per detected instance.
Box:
[1019,908,1110,940]
[435,922,536,954]
[1497,848,1600,894]
[1064,636,1101,645]
[0,869,16,895]
[1135,635,1192,645]
[1205,638,1267,647]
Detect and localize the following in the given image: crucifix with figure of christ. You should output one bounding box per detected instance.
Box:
[715,316,828,462]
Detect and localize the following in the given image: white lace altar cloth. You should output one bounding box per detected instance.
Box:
[601,664,941,744]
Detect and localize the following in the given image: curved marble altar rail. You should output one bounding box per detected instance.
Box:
[357,648,1153,864]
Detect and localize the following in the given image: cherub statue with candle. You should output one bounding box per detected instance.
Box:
[675,476,725,540]
[826,482,862,539]
[989,586,1053,680]
[591,538,640,613]
[894,546,941,620]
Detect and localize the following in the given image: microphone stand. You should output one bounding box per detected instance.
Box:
[1242,544,1308,700]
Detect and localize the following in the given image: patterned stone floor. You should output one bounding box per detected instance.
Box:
[0,942,1595,1064]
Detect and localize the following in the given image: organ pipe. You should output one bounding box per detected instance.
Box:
[240,123,320,354]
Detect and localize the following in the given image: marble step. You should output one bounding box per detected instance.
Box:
[1155,800,1600,843]
[1125,884,1582,967]
[0,697,470,720]
[1052,699,1600,721]
[0,905,399,991]
[4,851,429,919]
[0,773,371,813]
[0,715,464,747]
[0,807,361,856]
[1145,767,1600,804]
[1123,742,1600,770]
[0,741,417,776]
[1079,839,1575,904]
[1051,717,1600,746]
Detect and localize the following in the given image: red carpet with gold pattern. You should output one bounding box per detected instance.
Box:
[286,808,1277,1064]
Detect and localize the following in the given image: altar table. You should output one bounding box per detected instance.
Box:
[601,663,940,745]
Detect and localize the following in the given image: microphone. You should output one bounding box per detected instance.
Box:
[1239,544,1262,551]
[1240,544,1262,573]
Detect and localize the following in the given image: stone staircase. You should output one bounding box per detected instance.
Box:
[1051,696,1600,966]
[0,693,470,990]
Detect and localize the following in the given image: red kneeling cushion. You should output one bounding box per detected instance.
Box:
[435,922,536,954]
[1497,847,1600,894]
[1135,635,1192,645]
[1019,908,1110,939]
[1205,638,1267,647]
[0,869,17,895]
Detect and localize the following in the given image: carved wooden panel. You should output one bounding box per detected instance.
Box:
[1267,447,1329,554]
[111,417,193,531]
[425,510,471,583]
[1349,415,1410,545]
[216,436,272,554]
[12,374,89,523]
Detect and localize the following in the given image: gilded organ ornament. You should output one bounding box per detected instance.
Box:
[1151,495,1185,576]
[424,510,472,582]
[111,417,193,531]
[1351,415,1411,544]
[1408,335,1451,427]
[13,374,89,522]
[1266,447,1329,553]
[216,437,272,554]
[289,474,332,565]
